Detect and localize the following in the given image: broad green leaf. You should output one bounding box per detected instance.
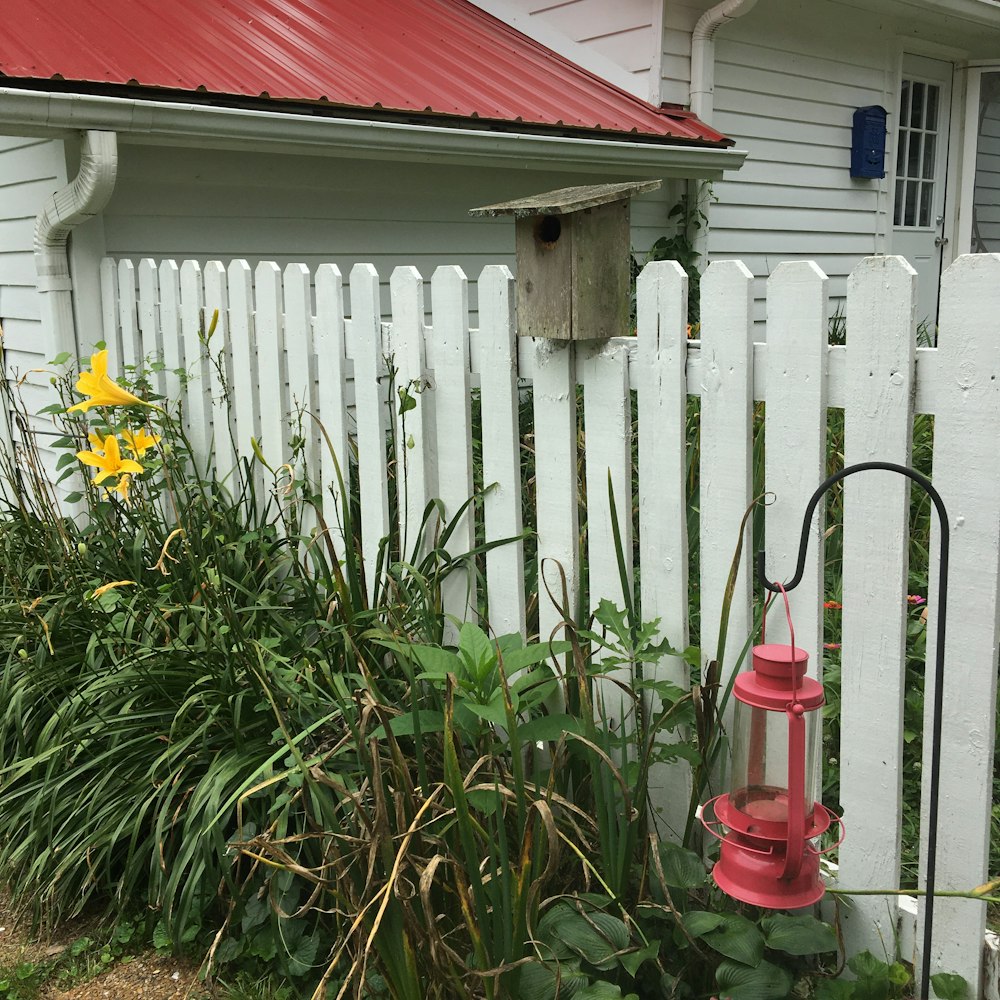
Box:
[930,973,969,1000]
[681,910,726,937]
[464,695,510,728]
[813,980,856,1000]
[704,915,765,967]
[517,713,582,743]
[593,600,629,641]
[618,939,660,977]
[575,983,639,1000]
[287,930,320,977]
[848,951,890,982]
[760,914,838,956]
[660,842,708,889]
[370,709,445,738]
[715,959,793,1000]
[409,645,463,677]
[503,640,572,673]
[539,903,629,971]
[459,621,496,679]
[887,963,910,987]
[517,960,588,1000]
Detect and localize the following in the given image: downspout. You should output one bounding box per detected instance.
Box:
[688,0,758,270]
[34,130,118,359]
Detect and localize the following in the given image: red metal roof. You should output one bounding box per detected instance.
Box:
[0,0,731,146]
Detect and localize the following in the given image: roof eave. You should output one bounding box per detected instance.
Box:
[0,86,747,179]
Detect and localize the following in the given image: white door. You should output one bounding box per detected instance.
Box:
[892,54,953,331]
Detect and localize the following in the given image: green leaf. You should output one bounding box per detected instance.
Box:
[286,931,320,977]
[618,939,660,977]
[408,645,463,677]
[517,960,588,1000]
[49,351,72,365]
[464,695,510,728]
[576,983,639,1000]
[660,842,708,889]
[592,600,630,640]
[930,973,969,1000]
[458,622,495,679]
[371,710,445,738]
[715,959,794,1000]
[503,640,572,673]
[813,980,856,1000]
[538,903,629,971]
[760,914,838,956]
[681,910,726,937]
[516,713,582,744]
[704,915,765,967]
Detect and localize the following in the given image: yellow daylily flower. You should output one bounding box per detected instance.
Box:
[88,430,110,453]
[76,434,144,485]
[105,474,133,504]
[68,350,149,412]
[121,427,161,457]
[90,580,136,599]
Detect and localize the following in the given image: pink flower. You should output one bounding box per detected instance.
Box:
[907,595,926,606]
[823,643,842,651]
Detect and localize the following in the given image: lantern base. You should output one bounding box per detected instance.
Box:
[712,832,825,910]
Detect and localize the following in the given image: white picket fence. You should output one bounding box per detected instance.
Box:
[99,252,1000,995]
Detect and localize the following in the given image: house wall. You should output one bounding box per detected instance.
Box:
[0,136,68,449]
[92,142,684,331]
[705,1,895,321]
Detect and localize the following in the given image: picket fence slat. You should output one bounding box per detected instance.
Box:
[920,252,1000,992]
[314,264,351,565]
[762,261,828,662]
[180,260,211,465]
[390,267,435,561]
[92,252,1000,993]
[117,260,139,373]
[99,258,119,366]
[477,265,526,639]
[350,263,391,603]
[839,255,918,959]
[698,260,755,693]
[204,261,236,483]
[636,260,691,839]
[158,261,183,403]
[226,260,259,473]
[431,266,476,641]
[531,339,579,644]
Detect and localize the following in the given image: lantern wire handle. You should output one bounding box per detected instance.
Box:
[755,461,949,1000]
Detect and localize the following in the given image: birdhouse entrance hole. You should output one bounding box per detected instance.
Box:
[535,214,562,249]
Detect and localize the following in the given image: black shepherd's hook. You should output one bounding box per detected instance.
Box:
[755,461,949,1000]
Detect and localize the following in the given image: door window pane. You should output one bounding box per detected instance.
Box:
[896,78,942,228]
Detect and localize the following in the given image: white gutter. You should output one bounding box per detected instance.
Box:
[688,0,758,268]
[0,87,746,180]
[34,129,118,360]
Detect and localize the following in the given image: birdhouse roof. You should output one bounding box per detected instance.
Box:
[469,180,662,218]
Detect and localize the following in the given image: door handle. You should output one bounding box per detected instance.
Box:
[935,236,949,247]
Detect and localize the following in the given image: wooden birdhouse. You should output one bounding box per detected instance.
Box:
[470,179,661,341]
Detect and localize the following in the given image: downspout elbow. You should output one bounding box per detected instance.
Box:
[690,0,759,123]
[34,130,118,355]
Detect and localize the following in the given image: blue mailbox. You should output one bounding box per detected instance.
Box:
[851,105,888,178]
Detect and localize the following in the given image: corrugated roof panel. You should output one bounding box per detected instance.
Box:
[0,0,731,146]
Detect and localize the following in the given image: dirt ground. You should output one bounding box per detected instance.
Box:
[0,898,208,1000]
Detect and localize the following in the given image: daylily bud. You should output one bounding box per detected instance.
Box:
[77,542,88,556]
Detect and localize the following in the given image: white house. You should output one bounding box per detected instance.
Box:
[0,0,746,453]
[475,0,1000,327]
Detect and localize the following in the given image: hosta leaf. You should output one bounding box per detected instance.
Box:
[517,713,582,743]
[518,960,588,1000]
[760,914,838,956]
[704,915,765,967]
[660,842,708,889]
[539,903,630,971]
[715,959,793,1000]
[618,939,660,978]
[930,973,969,1000]
[813,980,855,1000]
[575,983,639,1000]
[681,910,726,937]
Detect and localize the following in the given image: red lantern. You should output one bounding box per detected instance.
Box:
[702,588,843,908]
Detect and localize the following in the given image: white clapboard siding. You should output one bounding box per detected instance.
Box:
[839,256,917,960]
[431,266,476,642]
[636,259,691,839]
[477,265,526,639]
[918,253,1000,992]
[582,339,633,728]
[531,338,579,644]
[698,260,755,693]
[94,252,1000,994]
